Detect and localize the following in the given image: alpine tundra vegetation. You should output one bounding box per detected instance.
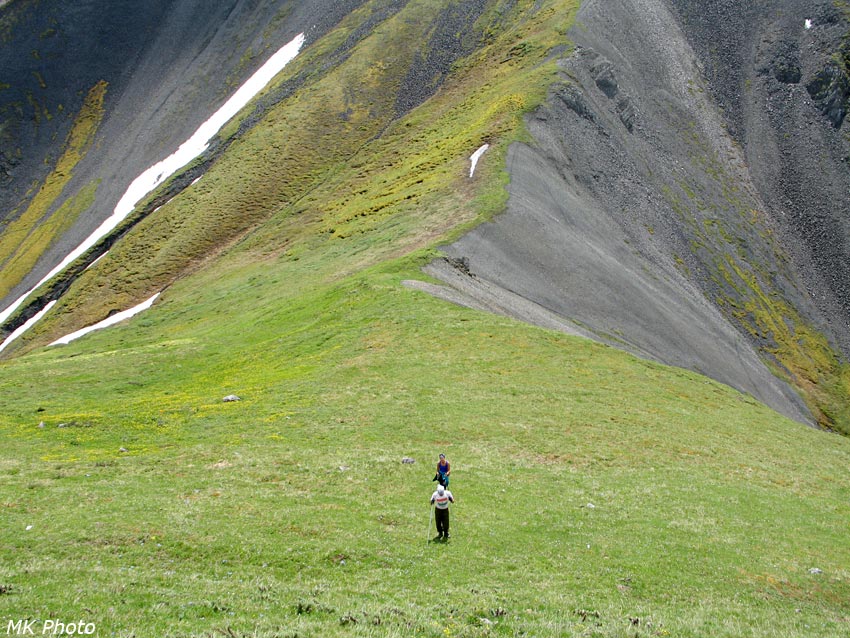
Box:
[1,0,850,637]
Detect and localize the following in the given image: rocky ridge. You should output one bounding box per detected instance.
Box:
[427,0,850,427]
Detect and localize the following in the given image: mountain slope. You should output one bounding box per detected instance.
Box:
[0,0,371,310]
[1,1,850,636]
[2,258,850,637]
[427,0,850,430]
[4,0,846,432]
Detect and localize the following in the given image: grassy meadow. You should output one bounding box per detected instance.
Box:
[1,0,850,636]
[1,255,850,637]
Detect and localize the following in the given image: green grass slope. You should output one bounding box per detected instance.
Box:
[2,0,560,353]
[1,0,849,636]
[1,258,850,637]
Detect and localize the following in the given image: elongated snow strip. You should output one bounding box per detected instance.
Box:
[0,301,57,354]
[469,143,489,177]
[49,293,160,346]
[0,33,306,329]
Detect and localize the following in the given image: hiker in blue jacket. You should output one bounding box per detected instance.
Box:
[433,453,451,488]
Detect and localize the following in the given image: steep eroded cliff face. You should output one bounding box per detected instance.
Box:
[667,0,850,353]
[429,0,850,427]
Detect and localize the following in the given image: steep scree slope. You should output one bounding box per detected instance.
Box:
[667,0,850,350]
[429,0,850,428]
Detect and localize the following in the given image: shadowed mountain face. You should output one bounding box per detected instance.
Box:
[429,0,850,426]
[666,0,850,349]
[0,0,848,428]
[0,0,370,307]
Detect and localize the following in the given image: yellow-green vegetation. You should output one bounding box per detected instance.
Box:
[716,256,850,433]
[1,258,849,637]
[0,80,106,300]
[668,122,850,434]
[11,0,569,351]
[1,3,849,635]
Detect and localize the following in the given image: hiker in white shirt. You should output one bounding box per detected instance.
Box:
[430,484,454,540]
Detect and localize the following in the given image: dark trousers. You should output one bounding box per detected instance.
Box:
[435,507,450,536]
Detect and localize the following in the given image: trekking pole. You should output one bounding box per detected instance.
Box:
[427,503,433,543]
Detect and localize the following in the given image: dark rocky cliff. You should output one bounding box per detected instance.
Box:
[667,0,850,352]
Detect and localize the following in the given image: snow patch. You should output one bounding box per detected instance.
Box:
[111,32,305,222]
[85,251,109,271]
[469,143,490,178]
[0,301,58,354]
[0,33,305,328]
[50,293,160,346]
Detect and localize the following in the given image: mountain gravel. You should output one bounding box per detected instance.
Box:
[425,0,849,425]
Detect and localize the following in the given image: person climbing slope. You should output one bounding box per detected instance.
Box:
[430,483,454,540]
[433,453,451,488]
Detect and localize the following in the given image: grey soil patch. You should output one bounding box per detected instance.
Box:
[420,0,834,426]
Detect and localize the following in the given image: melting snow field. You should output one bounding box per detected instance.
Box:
[50,294,160,346]
[0,33,305,351]
[110,32,305,222]
[469,143,489,177]
[0,302,57,354]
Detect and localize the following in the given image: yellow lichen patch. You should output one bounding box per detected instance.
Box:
[718,255,850,431]
[0,80,107,299]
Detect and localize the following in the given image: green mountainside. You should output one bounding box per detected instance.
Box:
[1,0,849,636]
[2,256,850,637]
